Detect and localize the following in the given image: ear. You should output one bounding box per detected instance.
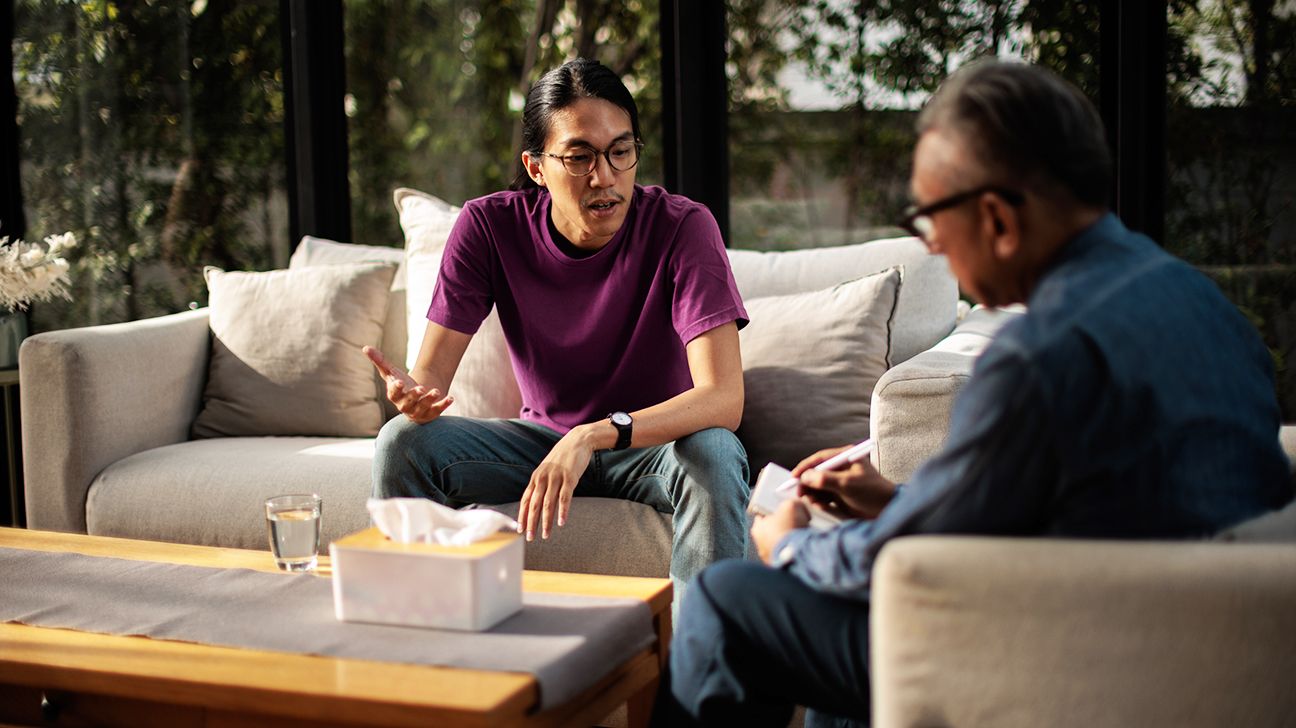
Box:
[983,194,1020,260]
[521,151,545,187]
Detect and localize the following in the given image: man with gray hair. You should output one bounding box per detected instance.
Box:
[656,60,1291,727]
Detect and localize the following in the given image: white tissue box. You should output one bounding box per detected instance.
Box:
[330,526,523,631]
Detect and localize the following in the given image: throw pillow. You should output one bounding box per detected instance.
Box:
[395,187,523,419]
[738,266,902,470]
[727,238,956,366]
[192,262,399,438]
[289,235,407,420]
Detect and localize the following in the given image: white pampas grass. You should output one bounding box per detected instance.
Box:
[0,232,78,311]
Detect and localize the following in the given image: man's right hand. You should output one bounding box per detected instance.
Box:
[363,345,454,424]
[792,445,897,521]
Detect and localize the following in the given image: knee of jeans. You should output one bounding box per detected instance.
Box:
[372,416,432,497]
[375,416,417,458]
[675,428,749,479]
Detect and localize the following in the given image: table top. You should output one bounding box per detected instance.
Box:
[0,527,672,728]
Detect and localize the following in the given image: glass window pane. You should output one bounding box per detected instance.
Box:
[726,1,1100,251]
[1166,1,1296,417]
[344,0,661,249]
[14,0,288,332]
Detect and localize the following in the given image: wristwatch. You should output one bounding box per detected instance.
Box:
[607,411,633,450]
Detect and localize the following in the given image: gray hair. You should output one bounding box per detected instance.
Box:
[917,60,1112,208]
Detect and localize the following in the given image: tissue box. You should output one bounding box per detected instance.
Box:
[330,526,523,631]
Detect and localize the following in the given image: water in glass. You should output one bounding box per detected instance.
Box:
[265,495,321,572]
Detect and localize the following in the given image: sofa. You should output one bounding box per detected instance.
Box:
[21,187,996,577]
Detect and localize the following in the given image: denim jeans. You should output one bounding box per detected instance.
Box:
[371,416,750,604]
[654,560,872,727]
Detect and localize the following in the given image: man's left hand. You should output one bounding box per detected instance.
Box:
[751,499,810,564]
[517,426,596,541]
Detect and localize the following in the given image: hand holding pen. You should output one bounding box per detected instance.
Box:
[787,439,897,521]
[777,439,875,493]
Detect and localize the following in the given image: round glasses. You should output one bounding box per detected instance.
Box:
[540,140,644,177]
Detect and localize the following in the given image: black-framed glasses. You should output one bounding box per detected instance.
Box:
[540,140,644,177]
[899,185,1025,245]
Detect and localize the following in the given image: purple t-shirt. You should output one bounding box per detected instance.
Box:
[428,184,748,433]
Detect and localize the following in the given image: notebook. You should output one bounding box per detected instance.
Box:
[747,462,843,531]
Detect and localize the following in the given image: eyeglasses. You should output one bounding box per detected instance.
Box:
[899,185,1025,245]
[540,140,644,177]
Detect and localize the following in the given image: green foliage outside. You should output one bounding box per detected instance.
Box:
[15,0,285,331]
[343,0,663,248]
[10,0,1296,413]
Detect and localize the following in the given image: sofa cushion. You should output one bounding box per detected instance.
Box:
[738,267,902,470]
[395,187,523,419]
[86,437,378,550]
[85,437,673,576]
[485,499,671,577]
[192,262,398,438]
[289,236,407,420]
[727,236,957,365]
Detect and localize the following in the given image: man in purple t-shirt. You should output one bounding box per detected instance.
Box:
[368,59,750,599]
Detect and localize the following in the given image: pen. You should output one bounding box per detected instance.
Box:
[774,439,874,494]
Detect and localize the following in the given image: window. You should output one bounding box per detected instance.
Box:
[726,1,1101,251]
[343,0,662,248]
[1166,0,1296,416]
[13,0,287,333]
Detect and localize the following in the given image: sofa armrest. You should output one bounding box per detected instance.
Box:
[871,536,1296,728]
[870,306,1020,482]
[20,309,211,533]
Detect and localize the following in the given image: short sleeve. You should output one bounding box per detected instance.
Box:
[427,203,494,335]
[669,209,749,343]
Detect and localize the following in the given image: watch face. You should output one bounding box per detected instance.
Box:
[611,412,632,426]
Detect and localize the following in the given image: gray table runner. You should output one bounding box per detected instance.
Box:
[0,547,654,709]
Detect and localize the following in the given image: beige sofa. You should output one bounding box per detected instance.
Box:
[22,217,998,576]
[871,535,1296,727]
[869,425,1296,728]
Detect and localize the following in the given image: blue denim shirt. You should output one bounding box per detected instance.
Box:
[774,214,1292,600]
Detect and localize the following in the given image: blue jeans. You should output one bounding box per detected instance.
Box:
[372,416,750,602]
[655,560,872,727]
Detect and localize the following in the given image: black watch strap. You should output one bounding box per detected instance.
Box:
[608,411,633,450]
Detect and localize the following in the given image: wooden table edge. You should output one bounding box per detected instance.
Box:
[0,528,673,727]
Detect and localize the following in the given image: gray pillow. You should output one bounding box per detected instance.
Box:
[738,267,902,470]
[192,262,399,438]
[289,236,407,421]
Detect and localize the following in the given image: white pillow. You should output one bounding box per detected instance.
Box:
[395,188,523,419]
[192,262,398,438]
[738,267,902,469]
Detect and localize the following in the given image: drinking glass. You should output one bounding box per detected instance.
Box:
[265,494,322,572]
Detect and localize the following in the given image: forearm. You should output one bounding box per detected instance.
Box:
[408,363,453,395]
[776,524,880,599]
[574,382,743,451]
[409,321,471,394]
[573,322,744,451]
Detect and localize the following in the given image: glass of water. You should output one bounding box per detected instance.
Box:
[265,494,322,572]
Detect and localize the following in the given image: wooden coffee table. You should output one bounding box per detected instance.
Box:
[0,528,672,728]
